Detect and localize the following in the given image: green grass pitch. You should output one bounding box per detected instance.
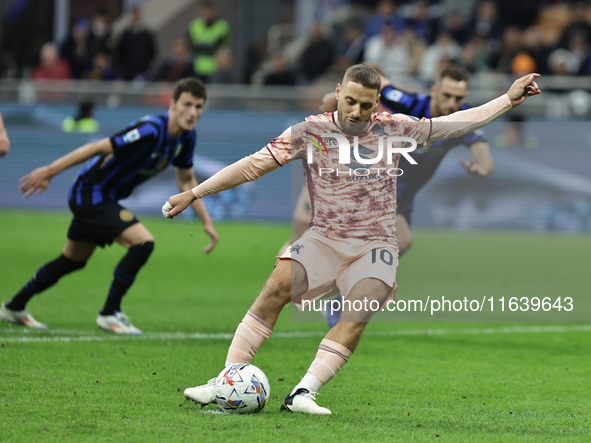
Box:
[0,211,589,442]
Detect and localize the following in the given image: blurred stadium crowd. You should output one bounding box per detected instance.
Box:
[1,0,591,89]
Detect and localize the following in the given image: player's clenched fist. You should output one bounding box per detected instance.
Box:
[162,190,197,219]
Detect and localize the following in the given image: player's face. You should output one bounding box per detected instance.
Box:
[170,92,205,131]
[431,77,467,117]
[335,81,379,134]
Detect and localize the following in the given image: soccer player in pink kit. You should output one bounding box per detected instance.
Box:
[163,65,540,415]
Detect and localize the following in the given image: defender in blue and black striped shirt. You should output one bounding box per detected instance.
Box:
[1,78,218,334]
[378,67,493,254]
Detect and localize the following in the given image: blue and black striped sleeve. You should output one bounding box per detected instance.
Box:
[380,84,421,115]
[109,122,160,159]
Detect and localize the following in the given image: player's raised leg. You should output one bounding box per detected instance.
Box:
[0,239,95,328]
[95,223,154,335]
[282,277,391,415]
[184,259,307,405]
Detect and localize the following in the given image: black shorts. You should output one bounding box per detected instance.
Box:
[67,200,139,248]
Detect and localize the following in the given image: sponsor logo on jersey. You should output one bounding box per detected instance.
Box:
[303,132,328,154]
[122,128,141,144]
[384,88,404,102]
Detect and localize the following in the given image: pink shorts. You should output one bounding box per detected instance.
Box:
[279,230,399,310]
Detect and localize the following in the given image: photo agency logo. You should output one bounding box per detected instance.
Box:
[304,128,418,179]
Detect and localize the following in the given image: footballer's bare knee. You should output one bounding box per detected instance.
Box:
[116,223,154,249]
[252,260,294,314]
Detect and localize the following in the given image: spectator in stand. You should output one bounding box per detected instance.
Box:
[364,24,416,82]
[153,37,195,82]
[544,33,591,78]
[209,48,238,83]
[60,18,92,79]
[558,2,591,49]
[89,52,117,81]
[365,0,405,40]
[188,0,231,82]
[406,0,438,44]
[566,33,591,75]
[31,42,71,80]
[442,11,470,46]
[518,27,550,75]
[298,22,335,82]
[0,50,17,77]
[494,0,541,30]
[489,26,523,73]
[547,48,580,76]
[333,21,366,72]
[460,34,491,73]
[88,9,114,58]
[263,53,296,86]
[117,7,155,80]
[419,31,462,82]
[510,51,537,76]
[466,0,504,52]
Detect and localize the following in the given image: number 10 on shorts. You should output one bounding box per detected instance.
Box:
[371,248,394,266]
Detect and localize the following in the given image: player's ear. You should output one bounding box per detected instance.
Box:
[168,97,175,111]
[376,93,381,107]
[335,84,341,99]
[430,83,437,96]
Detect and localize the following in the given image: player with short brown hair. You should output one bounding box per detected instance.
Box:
[163,66,540,414]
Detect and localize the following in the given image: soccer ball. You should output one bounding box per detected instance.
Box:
[214,363,270,414]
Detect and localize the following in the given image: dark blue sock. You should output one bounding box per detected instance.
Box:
[100,241,154,315]
[6,255,85,310]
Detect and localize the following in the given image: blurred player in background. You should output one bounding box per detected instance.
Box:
[163,65,540,414]
[62,100,100,134]
[0,111,10,156]
[0,77,218,334]
[298,65,493,327]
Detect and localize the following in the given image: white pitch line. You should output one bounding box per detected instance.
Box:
[0,325,589,344]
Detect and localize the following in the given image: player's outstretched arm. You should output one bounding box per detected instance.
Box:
[163,148,280,219]
[19,138,113,198]
[175,167,219,254]
[428,74,541,142]
[0,112,10,157]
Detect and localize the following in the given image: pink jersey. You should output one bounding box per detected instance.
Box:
[266,111,432,243]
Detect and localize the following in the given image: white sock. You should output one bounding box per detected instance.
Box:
[291,372,322,395]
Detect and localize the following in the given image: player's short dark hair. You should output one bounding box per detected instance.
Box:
[438,66,468,84]
[342,64,381,92]
[172,77,207,102]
